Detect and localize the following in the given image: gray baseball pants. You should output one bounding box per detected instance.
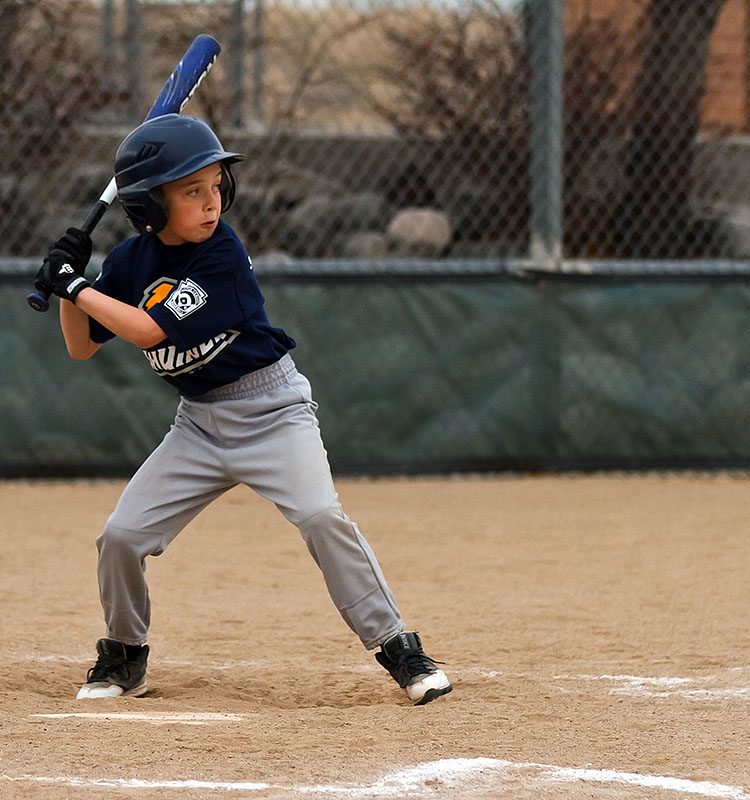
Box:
[96,354,404,650]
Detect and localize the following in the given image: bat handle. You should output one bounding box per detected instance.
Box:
[27,287,51,312]
[81,198,111,234]
[26,196,112,312]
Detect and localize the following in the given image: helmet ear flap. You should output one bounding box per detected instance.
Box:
[120,190,168,235]
[219,162,237,212]
[146,187,169,233]
[120,200,146,234]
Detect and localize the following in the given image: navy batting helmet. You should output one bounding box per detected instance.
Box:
[114,114,246,234]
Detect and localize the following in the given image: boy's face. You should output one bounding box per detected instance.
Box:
[157,163,223,245]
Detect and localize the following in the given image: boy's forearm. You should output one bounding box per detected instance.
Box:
[74,287,166,350]
[59,298,101,359]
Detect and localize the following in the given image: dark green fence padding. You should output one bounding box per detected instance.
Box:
[4,274,750,477]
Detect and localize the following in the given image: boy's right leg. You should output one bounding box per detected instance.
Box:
[78,407,234,698]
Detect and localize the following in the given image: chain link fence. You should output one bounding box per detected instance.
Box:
[4,0,750,475]
[2,0,750,268]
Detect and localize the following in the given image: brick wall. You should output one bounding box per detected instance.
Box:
[566,0,748,132]
[704,0,748,130]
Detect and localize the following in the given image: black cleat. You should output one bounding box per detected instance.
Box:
[77,638,149,699]
[375,631,452,705]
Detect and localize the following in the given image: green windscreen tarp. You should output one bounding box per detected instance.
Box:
[3,272,750,476]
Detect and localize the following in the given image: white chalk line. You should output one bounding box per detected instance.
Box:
[553,672,750,701]
[2,758,749,798]
[31,712,249,726]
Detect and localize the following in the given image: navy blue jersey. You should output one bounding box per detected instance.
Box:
[89,221,295,397]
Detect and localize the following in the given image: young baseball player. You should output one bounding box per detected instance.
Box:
[35,114,452,706]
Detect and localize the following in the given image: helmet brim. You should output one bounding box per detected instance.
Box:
[118,151,246,197]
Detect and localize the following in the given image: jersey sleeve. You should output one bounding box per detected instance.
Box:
[87,252,121,344]
[145,235,264,351]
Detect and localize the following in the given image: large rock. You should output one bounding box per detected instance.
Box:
[252,250,295,268]
[386,208,452,256]
[339,231,388,259]
[226,185,277,245]
[279,192,389,257]
[263,163,346,212]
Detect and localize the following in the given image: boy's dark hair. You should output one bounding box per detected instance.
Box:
[114,114,246,235]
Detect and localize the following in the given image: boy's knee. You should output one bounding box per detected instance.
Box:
[96,522,164,559]
[296,504,347,541]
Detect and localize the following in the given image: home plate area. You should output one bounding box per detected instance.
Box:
[6,664,749,800]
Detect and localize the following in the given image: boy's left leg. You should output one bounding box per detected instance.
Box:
[218,373,404,649]
[213,361,451,703]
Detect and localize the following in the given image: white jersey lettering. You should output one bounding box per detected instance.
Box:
[143,330,241,377]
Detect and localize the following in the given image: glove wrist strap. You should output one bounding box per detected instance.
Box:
[66,276,91,302]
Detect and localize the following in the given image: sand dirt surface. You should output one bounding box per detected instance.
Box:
[1,475,748,799]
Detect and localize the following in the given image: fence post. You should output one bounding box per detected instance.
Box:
[253,0,265,123]
[102,0,115,91]
[126,0,143,121]
[230,0,245,128]
[525,0,564,269]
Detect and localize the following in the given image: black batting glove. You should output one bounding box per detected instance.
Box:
[49,227,92,275]
[34,256,91,303]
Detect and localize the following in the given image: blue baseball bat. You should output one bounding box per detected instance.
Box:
[28,34,221,312]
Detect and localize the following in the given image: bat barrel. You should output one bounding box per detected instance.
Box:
[26,35,220,315]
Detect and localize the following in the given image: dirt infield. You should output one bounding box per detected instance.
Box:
[1,474,748,799]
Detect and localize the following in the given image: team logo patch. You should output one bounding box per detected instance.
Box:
[164,278,208,319]
[141,279,177,310]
